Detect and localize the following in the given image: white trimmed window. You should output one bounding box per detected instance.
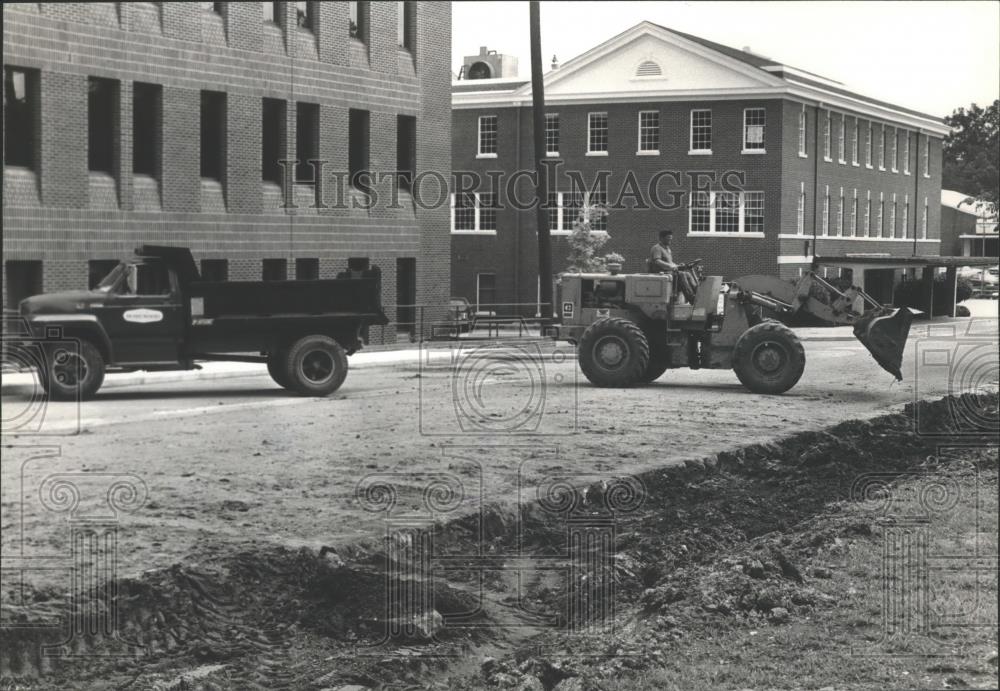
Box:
[743,108,765,152]
[638,110,660,153]
[878,124,886,170]
[546,191,583,233]
[688,190,765,234]
[587,112,608,154]
[798,105,807,157]
[823,110,832,160]
[691,109,712,153]
[838,115,846,163]
[923,137,930,177]
[477,115,497,156]
[864,190,871,237]
[837,187,844,236]
[851,119,859,165]
[866,121,873,168]
[451,192,497,233]
[890,128,898,172]
[902,194,909,238]
[850,189,858,236]
[922,196,928,237]
[822,185,830,236]
[903,131,910,174]
[890,193,897,237]
[797,182,805,234]
[545,113,559,156]
[877,192,884,237]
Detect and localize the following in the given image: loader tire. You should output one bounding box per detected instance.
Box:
[283,335,348,396]
[579,317,650,388]
[732,320,805,395]
[641,346,671,383]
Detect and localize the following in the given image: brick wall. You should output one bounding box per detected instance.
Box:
[2,2,451,341]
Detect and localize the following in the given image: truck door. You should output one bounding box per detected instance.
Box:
[100,260,183,364]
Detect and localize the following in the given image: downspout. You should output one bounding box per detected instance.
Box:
[811,103,822,268]
[912,130,921,258]
[513,103,521,313]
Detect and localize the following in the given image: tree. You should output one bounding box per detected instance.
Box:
[565,194,619,272]
[942,100,999,205]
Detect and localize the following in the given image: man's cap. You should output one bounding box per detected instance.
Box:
[659,230,673,237]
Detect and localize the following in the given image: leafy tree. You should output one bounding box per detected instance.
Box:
[942,100,999,205]
[564,194,617,272]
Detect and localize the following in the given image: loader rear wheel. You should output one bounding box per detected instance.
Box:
[733,321,805,395]
[579,317,650,387]
[283,335,348,396]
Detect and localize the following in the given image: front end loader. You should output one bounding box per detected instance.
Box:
[556,267,914,394]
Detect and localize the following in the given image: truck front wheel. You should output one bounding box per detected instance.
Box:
[267,349,291,389]
[46,339,105,400]
[283,335,348,396]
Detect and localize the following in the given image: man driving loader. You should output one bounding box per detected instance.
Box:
[649,230,700,302]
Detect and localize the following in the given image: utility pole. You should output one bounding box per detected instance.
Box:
[529,1,552,318]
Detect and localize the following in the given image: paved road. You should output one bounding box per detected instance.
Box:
[2,318,997,591]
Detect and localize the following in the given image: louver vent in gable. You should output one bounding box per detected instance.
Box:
[636,60,662,77]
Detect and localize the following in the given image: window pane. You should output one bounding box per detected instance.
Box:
[88,77,118,174]
[689,191,710,233]
[200,259,228,281]
[691,109,711,151]
[133,82,161,177]
[295,1,311,29]
[546,192,559,230]
[545,113,559,154]
[262,98,286,183]
[745,192,764,234]
[744,108,765,150]
[397,1,413,49]
[295,257,319,280]
[262,258,287,281]
[349,1,365,39]
[396,115,416,191]
[479,193,497,231]
[200,91,226,180]
[295,102,319,182]
[478,115,497,155]
[454,193,475,230]
[638,111,659,151]
[588,112,608,152]
[563,192,581,231]
[348,109,370,186]
[715,192,739,232]
[4,67,37,169]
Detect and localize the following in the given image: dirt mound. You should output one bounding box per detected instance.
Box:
[2,393,997,689]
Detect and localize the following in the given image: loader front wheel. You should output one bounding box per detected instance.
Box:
[579,317,650,387]
[733,321,805,394]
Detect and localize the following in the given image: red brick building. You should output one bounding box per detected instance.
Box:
[2,1,451,340]
[451,22,949,313]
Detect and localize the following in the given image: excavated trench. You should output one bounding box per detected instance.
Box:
[1,392,997,690]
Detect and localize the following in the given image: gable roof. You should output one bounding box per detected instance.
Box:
[453,21,950,136]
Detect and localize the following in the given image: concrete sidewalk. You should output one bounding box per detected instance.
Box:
[3,316,994,392]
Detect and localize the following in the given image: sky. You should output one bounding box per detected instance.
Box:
[451,1,1000,118]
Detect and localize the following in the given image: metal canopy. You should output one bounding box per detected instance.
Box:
[813,255,997,268]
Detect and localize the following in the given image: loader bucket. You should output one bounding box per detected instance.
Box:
[852,306,915,381]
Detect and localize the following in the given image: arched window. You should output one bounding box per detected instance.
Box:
[635,60,662,77]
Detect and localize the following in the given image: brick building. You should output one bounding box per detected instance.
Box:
[451,22,949,313]
[2,1,451,341]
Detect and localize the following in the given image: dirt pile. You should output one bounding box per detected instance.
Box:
[2,393,996,689]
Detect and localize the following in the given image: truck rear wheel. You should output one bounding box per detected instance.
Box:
[578,317,650,387]
[46,339,105,400]
[732,321,805,394]
[283,335,348,396]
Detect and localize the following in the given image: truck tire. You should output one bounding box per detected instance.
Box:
[578,317,650,387]
[283,335,348,396]
[267,350,291,389]
[46,339,105,400]
[732,321,805,394]
[641,346,671,383]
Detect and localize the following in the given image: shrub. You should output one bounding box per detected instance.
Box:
[893,275,973,313]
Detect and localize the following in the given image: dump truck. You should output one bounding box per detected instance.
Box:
[556,262,913,394]
[16,246,388,399]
